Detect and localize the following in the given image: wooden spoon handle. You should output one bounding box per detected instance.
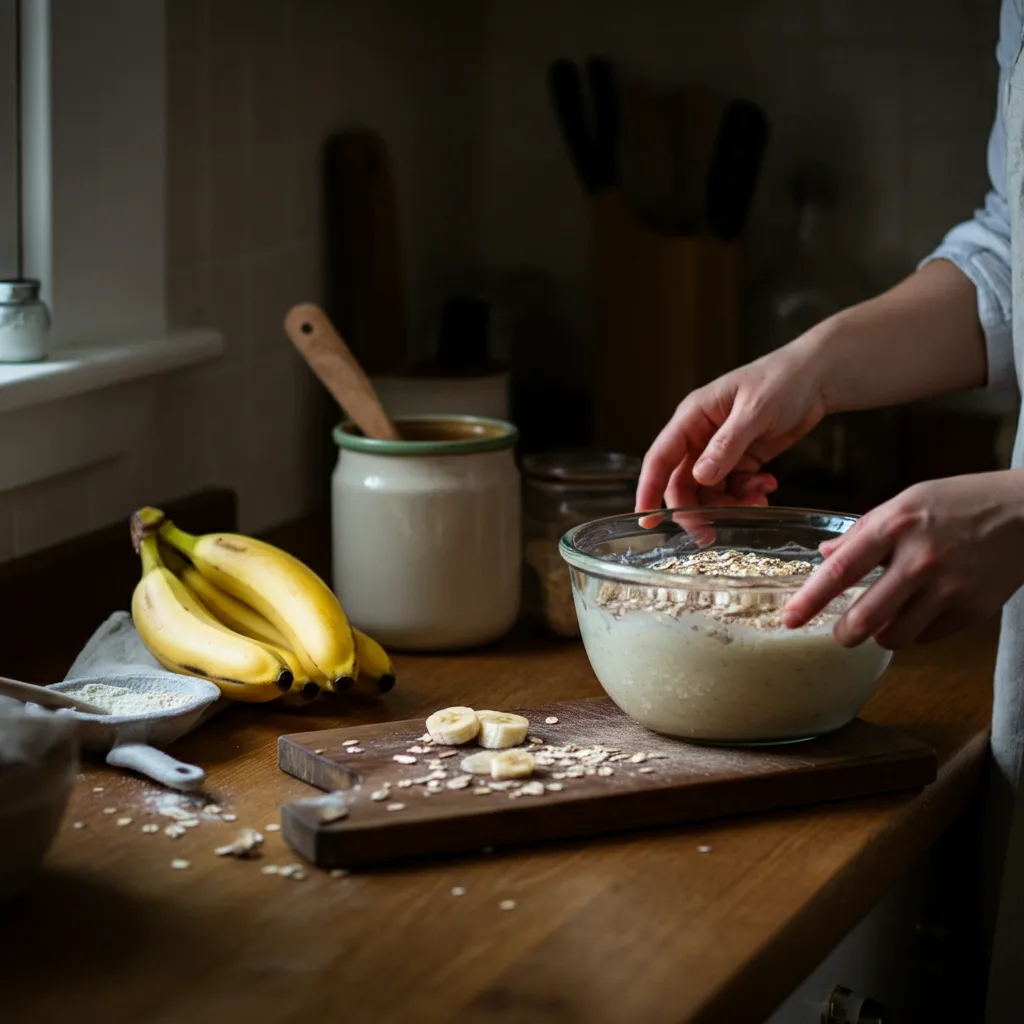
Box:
[283,302,401,442]
[0,676,109,715]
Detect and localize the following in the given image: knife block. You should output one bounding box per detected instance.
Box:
[590,190,739,456]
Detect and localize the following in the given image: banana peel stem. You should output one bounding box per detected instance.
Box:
[138,535,164,576]
[129,506,167,553]
[158,519,197,557]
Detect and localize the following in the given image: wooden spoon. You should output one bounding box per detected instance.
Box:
[0,676,110,715]
[283,302,401,441]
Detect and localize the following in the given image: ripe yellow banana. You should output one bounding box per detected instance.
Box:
[177,565,323,703]
[182,560,393,698]
[129,519,291,703]
[153,510,358,691]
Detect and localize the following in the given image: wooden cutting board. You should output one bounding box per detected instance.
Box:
[278,698,936,869]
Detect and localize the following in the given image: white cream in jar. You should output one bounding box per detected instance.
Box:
[331,416,520,651]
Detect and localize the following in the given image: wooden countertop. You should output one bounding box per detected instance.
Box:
[0,500,997,1024]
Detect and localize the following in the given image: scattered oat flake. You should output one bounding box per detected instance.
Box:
[698,845,712,853]
[342,739,359,747]
[215,828,264,858]
[265,823,281,832]
[73,821,86,830]
[180,818,201,829]
[447,775,472,790]
[647,752,668,759]
[203,804,222,815]
[520,781,545,796]
[261,865,280,875]
[170,859,191,870]
[639,767,655,774]
[314,749,325,755]
[396,779,413,788]
[499,899,517,911]
[222,813,238,822]
[407,745,430,754]
[393,754,417,765]
[630,753,647,764]
[141,824,159,834]
[438,750,458,759]
[371,788,390,801]
[473,786,492,795]
[102,807,118,815]
[545,716,559,725]
[386,802,406,812]
[546,783,564,792]
[330,868,349,879]
[116,817,133,827]
[278,863,304,878]
[528,736,543,745]
[92,786,104,793]
[164,825,186,839]
[451,886,467,896]
[419,733,433,743]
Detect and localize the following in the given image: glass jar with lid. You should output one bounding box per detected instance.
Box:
[522,451,640,638]
[0,279,51,363]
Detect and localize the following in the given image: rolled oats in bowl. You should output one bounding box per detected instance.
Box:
[559,508,892,745]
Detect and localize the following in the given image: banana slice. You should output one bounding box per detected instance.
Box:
[476,710,530,749]
[459,749,536,780]
[490,750,535,780]
[425,706,480,746]
[460,751,498,775]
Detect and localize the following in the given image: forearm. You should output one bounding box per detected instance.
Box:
[793,258,988,415]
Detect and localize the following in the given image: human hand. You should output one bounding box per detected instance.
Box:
[635,341,827,513]
[783,472,1024,649]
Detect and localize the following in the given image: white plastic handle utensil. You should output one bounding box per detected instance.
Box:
[105,743,206,792]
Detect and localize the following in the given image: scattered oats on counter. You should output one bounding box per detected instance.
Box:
[170,859,190,870]
[141,824,160,834]
[102,807,118,815]
[164,825,186,839]
[342,739,359,747]
[116,817,133,827]
[451,886,466,897]
[330,869,349,879]
[545,716,559,725]
[499,899,516,911]
[697,845,712,854]
[215,828,264,858]
[222,813,238,822]
[261,865,280,875]
[203,804,222,815]
[265,823,280,832]
[92,786,104,793]
[72,821,86,830]
[393,754,417,765]
[386,802,406,812]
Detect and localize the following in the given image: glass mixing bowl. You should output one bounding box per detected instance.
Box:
[559,507,892,745]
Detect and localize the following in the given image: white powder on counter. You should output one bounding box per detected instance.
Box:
[64,682,192,716]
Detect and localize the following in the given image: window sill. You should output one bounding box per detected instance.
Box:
[0,327,223,415]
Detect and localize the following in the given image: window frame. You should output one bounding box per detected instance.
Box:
[0,0,19,278]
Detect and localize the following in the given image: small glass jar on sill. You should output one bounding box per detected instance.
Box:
[0,279,50,363]
[522,451,641,638]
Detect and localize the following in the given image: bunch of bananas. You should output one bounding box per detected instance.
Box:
[129,507,395,706]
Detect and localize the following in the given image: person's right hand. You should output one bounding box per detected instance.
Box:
[635,341,828,513]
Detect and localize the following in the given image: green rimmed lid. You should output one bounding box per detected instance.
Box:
[333,414,518,456]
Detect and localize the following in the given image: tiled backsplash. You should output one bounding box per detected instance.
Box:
[0,0,1004,561]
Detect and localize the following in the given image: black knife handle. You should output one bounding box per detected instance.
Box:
[706,100,770,240]
[548,59,599,193]
[586,55,619,190]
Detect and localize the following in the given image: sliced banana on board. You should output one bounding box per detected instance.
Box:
[460,750,535,780]
[425,706,480,746]
[476,710,530,749]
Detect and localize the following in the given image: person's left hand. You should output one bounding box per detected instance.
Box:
[782,471,1024,649]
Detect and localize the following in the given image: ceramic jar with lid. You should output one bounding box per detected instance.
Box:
[522,451,641,638]
[331,415,521,651]
[0,279,50,363]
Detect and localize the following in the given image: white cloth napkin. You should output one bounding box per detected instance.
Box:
[61,612,227,724]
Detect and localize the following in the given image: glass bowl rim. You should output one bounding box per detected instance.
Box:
[558,505,883,591]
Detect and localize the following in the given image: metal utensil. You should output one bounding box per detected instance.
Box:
[0,675,109,715]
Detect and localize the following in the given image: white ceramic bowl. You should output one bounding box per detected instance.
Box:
[0,698,79,901]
